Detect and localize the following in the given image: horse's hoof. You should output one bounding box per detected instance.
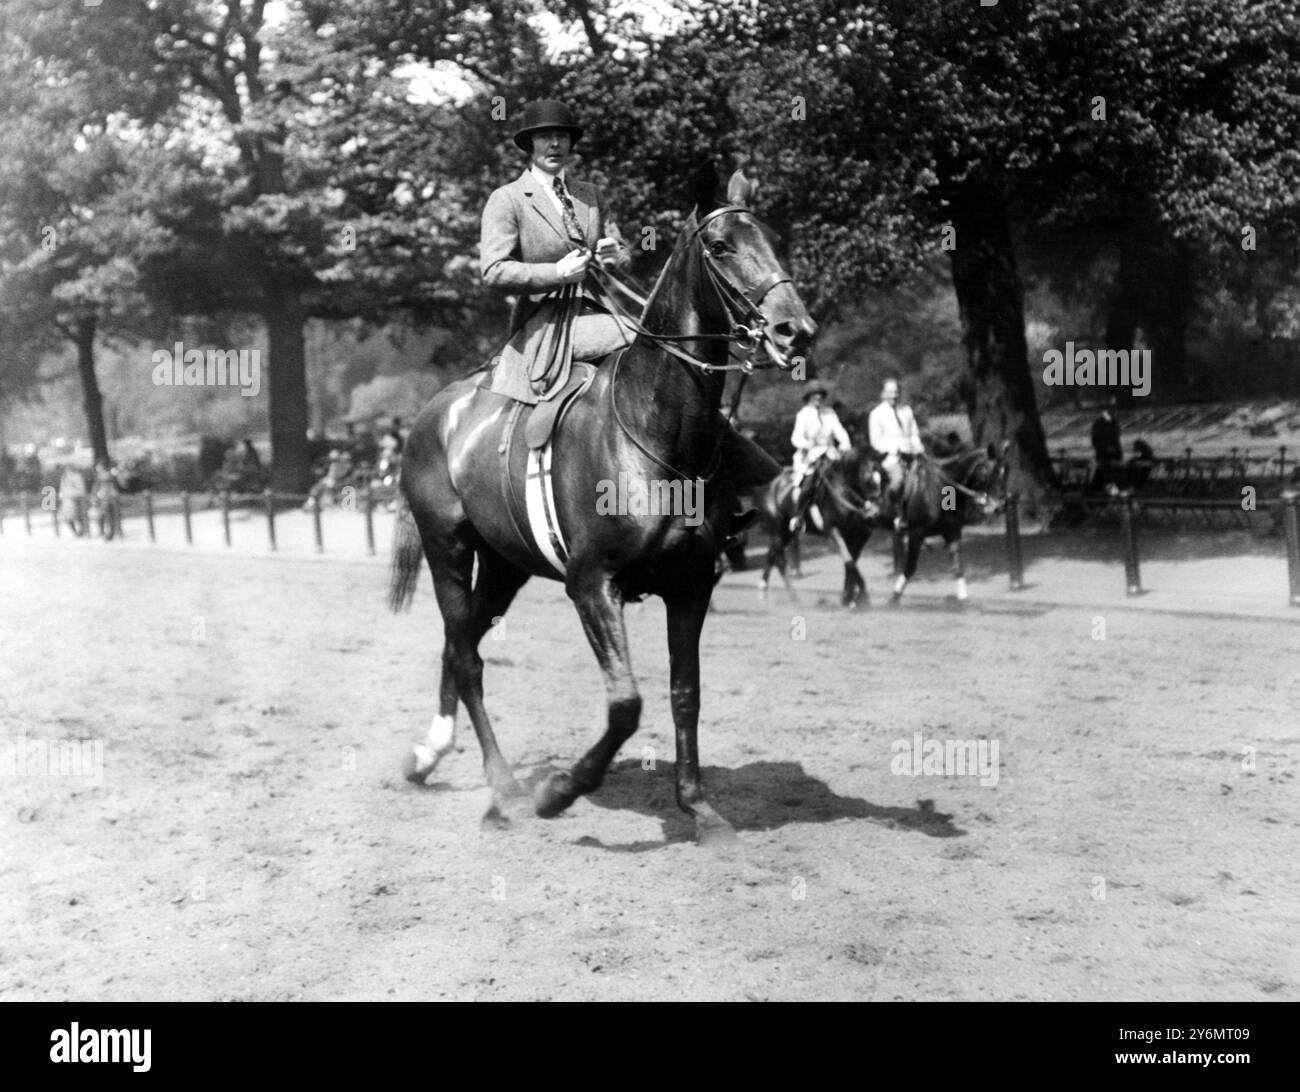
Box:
[696,816,739,850]
[534,770,577,819]
[402,748,434,785]
[482,789,533,829]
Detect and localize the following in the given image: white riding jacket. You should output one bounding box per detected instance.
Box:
[868,400,924,461]
[791,404,850,474]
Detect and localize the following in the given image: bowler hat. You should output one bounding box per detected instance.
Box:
[513,100,583,152]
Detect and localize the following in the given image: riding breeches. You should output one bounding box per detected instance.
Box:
[882,453,906,493]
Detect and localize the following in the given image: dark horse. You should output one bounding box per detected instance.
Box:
[755,449,880,608]
[388,166,815,846]
[756,445,1007,606]
[888,446,1008,602]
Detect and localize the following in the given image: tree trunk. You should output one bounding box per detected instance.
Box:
[947,179,1056,496]
[73,316,110,465]
[1106,232,1142,409]
[1145,241,1193,400]
[264,294,312,494]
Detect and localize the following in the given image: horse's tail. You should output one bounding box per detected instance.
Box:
[388,499,425,613]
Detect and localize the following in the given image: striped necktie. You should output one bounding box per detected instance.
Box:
[553,176,587,247]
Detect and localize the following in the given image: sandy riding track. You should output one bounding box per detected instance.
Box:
[2,541,1297,1001]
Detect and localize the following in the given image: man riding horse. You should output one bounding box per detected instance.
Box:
[867,377,925,531]
[480,100,777,526]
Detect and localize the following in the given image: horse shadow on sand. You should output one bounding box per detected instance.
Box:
[533,757,965,852]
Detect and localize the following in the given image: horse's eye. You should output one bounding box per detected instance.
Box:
[708,239,728,257]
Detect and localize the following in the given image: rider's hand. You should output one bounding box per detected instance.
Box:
[595,237,620,268]
[556,248,591,283]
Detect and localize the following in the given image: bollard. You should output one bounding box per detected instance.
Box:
[364,486,376,557]
[1283,491,1300,607]
[1120,491,1142,595]
[312,495,323,553]
[221,491,232,547]
[144,489,156,543]
[22,491,32,536]
[181,491,193,545]
[264,489,277,552]
[52,495,61,538]
[1005,493,1025,590]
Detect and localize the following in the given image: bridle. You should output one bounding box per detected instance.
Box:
[597,204,802,484]
[929,450,1007,512]
[591,204,799,374]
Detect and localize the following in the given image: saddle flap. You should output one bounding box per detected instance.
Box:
[523,361,598,449]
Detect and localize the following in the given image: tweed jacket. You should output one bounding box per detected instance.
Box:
[481,168,630,329]
[479,168,630,400]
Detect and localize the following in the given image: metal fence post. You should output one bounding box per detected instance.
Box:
[52,495,61,537]
[21,491,31,536]
[1283,491,1300,607]
[264,489,277,552]
[1120,490,1142,595]
[181,491,193,545]
[144,489,156,543]
[221,491,232,547]
[1004,492,1025,590]
[312,495,323,554]
[364,486,376,557]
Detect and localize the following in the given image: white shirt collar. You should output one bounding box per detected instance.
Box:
[530,165,567,189]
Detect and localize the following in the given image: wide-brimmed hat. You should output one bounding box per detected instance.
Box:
[802,386,829,403]
[513,99,583,152]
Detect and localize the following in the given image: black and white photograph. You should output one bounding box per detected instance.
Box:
[1,0,1297,1033]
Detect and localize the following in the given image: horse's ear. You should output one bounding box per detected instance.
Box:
[694,161,722,216]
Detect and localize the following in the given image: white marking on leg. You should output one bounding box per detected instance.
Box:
[809,504,825,533]
[828,527,852,563]
[412,713,456,775]
[955,576,968,601]
[893,574,907,596]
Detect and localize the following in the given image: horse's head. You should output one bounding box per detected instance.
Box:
[962,441,1010,518]
[815,447,882,520]
[682,162,818,370]
[834,446,883,501]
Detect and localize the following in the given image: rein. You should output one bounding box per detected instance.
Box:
[925,453,1000,507]
[600,204,794,484]
[589,204,796,375]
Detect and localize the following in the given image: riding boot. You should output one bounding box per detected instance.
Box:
[718,416,781,536]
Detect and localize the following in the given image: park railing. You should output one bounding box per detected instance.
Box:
[1003,490,1300,607]
[0,485,396,557]
[1051,444,1294,496]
